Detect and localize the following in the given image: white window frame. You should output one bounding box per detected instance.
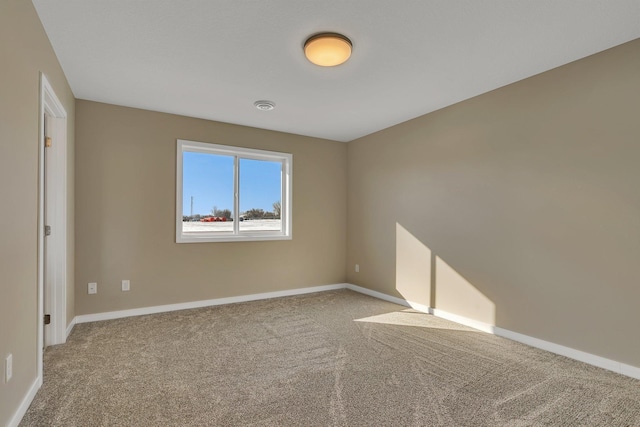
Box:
[176,139,292,243]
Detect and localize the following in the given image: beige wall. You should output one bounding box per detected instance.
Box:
[75,101,347,315]
[347,39,640,367]
[0,1,75,424]
[1,5,637,423]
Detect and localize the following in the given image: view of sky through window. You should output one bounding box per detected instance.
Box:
[182,152,281,216]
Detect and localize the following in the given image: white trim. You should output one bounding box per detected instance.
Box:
[75,283,348,324]
[55,283,640,382]
[620,363,640,379]
[345,284,432,314]
[176,139,293,243]
[7,377,42,427]
[345,284,640,380]
[430,308,496,334]
[493,325,640,380]
[37,79,44,402]
[66,317,76,338]
[346,284,410,308]
[37,73,68,390]
[178,234,293,243]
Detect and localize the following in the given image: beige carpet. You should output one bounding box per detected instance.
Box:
[21,290,640,426]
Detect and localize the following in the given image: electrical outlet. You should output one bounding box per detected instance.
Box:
[88,282,97,294]
[121,279,130,292]
[5,354,12,383]
[355,264,360,273]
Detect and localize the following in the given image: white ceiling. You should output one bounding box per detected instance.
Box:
[33,1,640,142]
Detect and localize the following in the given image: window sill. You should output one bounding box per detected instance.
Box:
[176,233,292,243]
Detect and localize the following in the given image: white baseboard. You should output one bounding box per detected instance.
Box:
[7,376,42,427]
[345,284,410,307]
[345,283,432,314]
[66,317,76,338]
[345,283,640,380]
[620,363,640,379]
[493,325,640,380]
[431,308,496,334]
[66,281,640,381]
[75,283,348,324]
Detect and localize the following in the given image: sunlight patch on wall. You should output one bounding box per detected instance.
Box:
[435,257,496,325]
[395,223,431,308]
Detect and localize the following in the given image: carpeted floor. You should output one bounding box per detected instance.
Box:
[21,289,640,426]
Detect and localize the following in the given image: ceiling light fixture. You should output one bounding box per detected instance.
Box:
[254,100,275,111]
[304,33,352,67]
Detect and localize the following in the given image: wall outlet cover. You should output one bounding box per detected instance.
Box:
[88,282,97,294]
[5,354,12,383]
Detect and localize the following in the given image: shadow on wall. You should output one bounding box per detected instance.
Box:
[395,223,495,326]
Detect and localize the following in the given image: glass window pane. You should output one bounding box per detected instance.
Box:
[239,158,282,232]
[182,151,234,234]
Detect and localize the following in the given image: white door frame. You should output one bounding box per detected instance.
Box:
[37,73,68,380]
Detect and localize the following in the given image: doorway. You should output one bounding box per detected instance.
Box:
[38,73,68,380]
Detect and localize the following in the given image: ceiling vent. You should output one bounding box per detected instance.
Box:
[254,100,276,111]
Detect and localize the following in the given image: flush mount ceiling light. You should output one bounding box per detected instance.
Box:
[254,100,275,111]
[304,33,352,67]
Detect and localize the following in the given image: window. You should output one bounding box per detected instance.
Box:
[176,139,292,243]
